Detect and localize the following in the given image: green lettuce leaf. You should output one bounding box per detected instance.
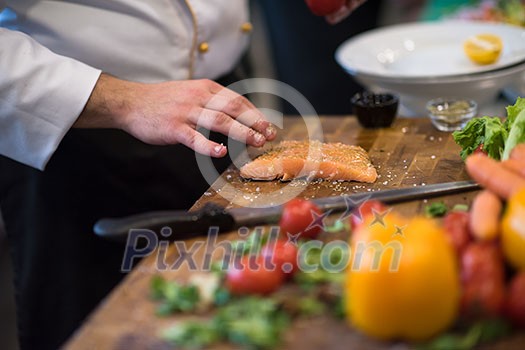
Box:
[504,96,525,129]
[453,117,488,160]
[503,107,525,160]
[453,116,506,160]
[453,97,525,161]
[483,117,507,160]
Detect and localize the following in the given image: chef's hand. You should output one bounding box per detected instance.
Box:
[326,0,368,25]
[75,74,276,157]
[465,145,525,239]
[466,145,525,199]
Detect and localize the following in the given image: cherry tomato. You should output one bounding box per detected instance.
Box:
[443,211,472,254]
[225,255,285,295]
[505,272,525,329]
[305,0,345,16]
[473,144,487,156]
[279,198,322,239]
[260,239,299,276]
[349,200,387,230]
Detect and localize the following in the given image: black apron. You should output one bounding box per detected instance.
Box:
[0,73,241,349]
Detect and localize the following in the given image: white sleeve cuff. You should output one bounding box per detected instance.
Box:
[0,28,102,170]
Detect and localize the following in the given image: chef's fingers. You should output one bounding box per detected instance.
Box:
[510,144,525,161]
[191,108,267,147]
[176,124,227,158]
[325,0,366,25]
[466,154,525,199]
[502,159,525,178]
[469,190,502,241]
[206,85,277,140]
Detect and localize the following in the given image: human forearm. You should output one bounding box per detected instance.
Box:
[74,73,135,130]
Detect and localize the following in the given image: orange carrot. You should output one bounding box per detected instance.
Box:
[466,154,525,200]
[469,190,502,241]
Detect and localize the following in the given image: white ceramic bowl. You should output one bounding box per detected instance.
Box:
[353,63,525,116]
[335,20,525,116]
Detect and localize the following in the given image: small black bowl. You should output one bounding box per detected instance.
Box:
[351,92,399,128]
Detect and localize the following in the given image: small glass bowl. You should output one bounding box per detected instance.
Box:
[426,98,478,132]
[351,92,399,128]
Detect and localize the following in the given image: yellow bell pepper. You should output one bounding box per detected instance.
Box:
[346,213,460,341]
[502,188,525,270]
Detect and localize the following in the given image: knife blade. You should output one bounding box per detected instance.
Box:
[94,180,480,242]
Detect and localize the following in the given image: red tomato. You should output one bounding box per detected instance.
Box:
[460,243,506,319]
[260,239,299,275]
[505,272,525,329]
[443,211,472,254]
[461,243,505,284]
[279,198,322,239]
[305,0,345,16]
[461,278,506,319]
[473,144,487,156]
[225,255,285,295]
[350,200,387,230]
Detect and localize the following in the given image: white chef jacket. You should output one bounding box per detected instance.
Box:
[0,0,250,170]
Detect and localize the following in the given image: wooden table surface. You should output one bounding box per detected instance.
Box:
[64,116,525,350]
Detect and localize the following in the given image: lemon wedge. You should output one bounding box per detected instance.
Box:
[464,34,503,65]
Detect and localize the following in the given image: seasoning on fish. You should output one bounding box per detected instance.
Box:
[240,140,377,183]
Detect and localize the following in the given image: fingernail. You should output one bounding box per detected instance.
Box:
[214,144,226,155]
[254,133,265,144]
[265,125,276,138]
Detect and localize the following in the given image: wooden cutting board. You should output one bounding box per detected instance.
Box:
[193,116,475,213]
[64,116,525,350]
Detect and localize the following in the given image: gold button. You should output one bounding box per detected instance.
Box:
[198,42,209,53]
[240,22,253,33]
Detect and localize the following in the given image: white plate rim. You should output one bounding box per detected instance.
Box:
[335,20,525,80]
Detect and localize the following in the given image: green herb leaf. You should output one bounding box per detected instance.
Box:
[324,219,346,233]
[297,296,326,317]
[294,246,345,287]
[161,295,290,349]
[149,276,200,316]
[214,297,289,349]
[425,201,448,218]
[150,275,167,300]
[332,296,346,319]
[295,269,345,287]
[230,230,269,257]
[162,320,219,349]
[213,287,231,306]
[418,318,512,350]
[452,204,469,212]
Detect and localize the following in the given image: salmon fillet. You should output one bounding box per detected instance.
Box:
[240,140,377,183]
